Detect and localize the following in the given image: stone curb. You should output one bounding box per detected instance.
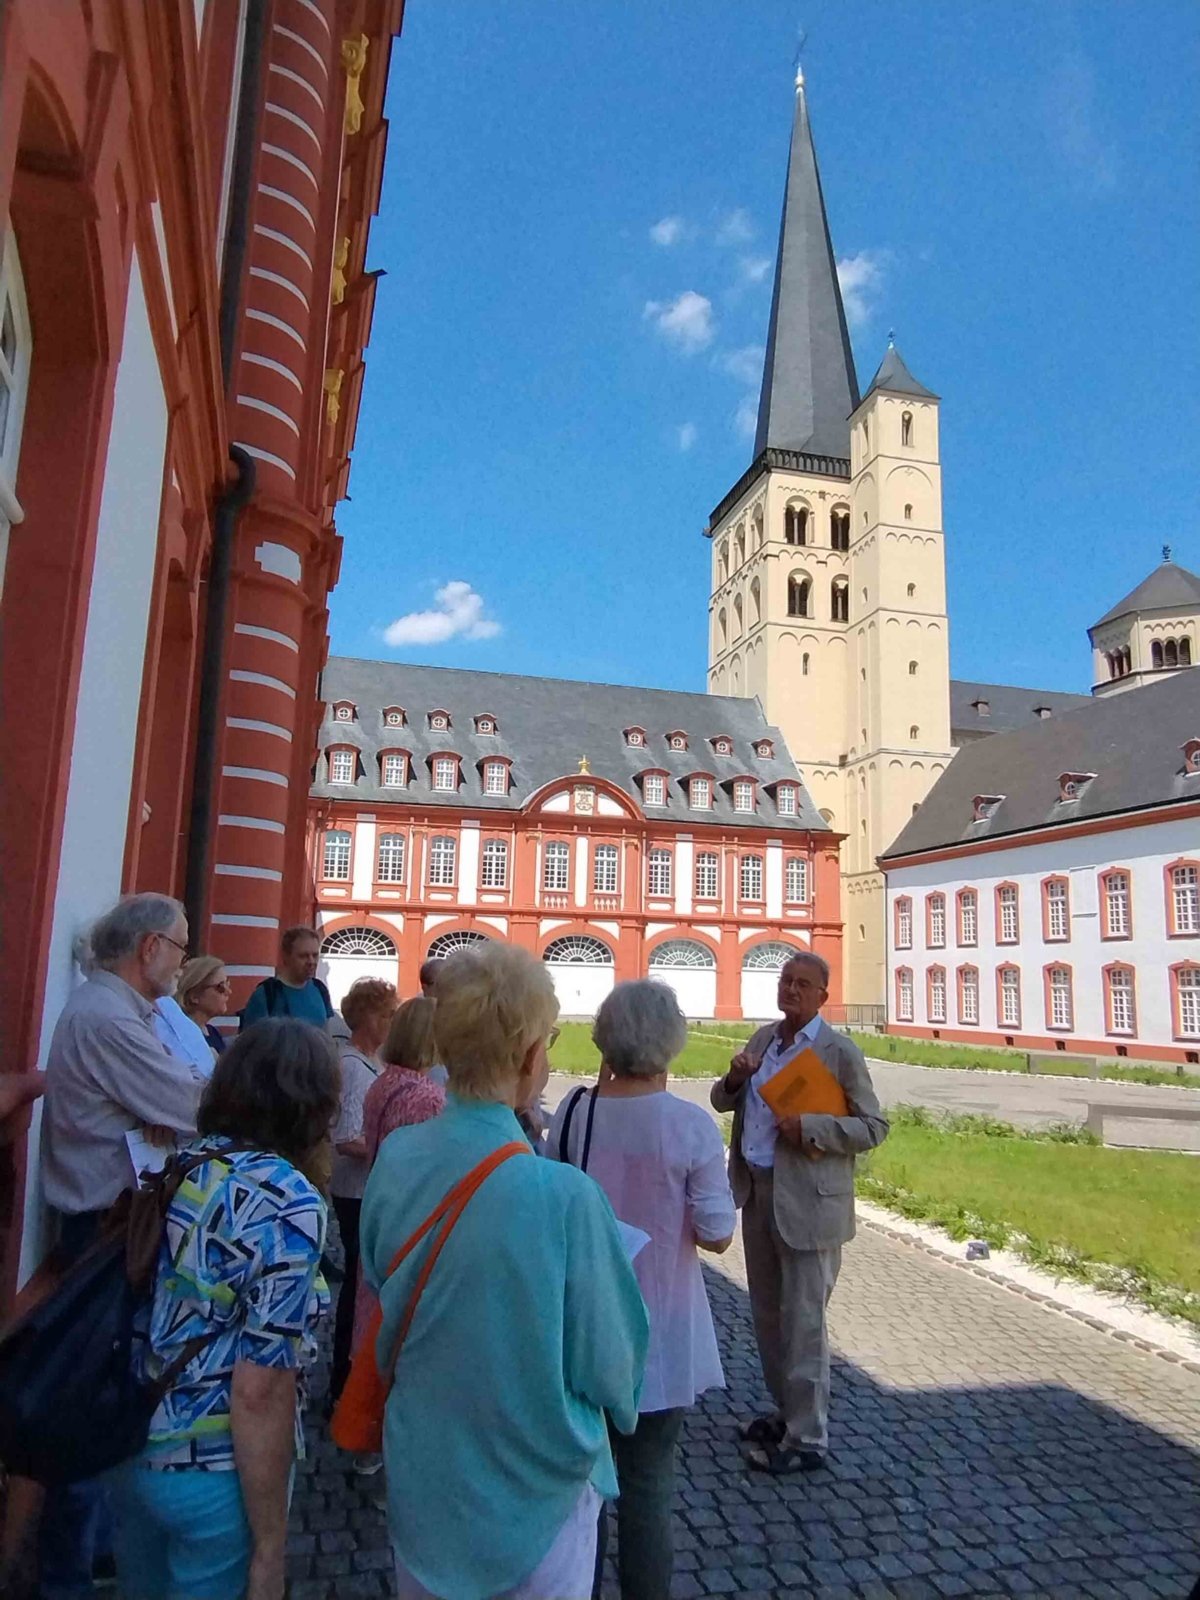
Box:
[856,1203,1200,1376]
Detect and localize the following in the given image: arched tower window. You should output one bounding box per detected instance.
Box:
[910,725,920,741]
[830,577,849,623]
[735,526,745,566]
[1152,640,1164,669]
[784,505,809,546]
[733,594,744,638]
[1164,639,1179,668]
[716,608,727,649]
[787,576,810,618]
[830,506,850,552]
[901,411,913,447]
[801,652,810,675]
[908,660,918,676]
[752,506,764,550]
[1182,638,1193,666]
[904,503,913,520]
[718,541,728,581]
[907,582,916,599]
[750,577,761,625]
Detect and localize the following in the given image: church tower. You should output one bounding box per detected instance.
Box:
[706,68,954,1007]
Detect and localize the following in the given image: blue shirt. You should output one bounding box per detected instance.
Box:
[741,1012,823,1167]
[360,1094,648,1600]
[240,977,332,1030]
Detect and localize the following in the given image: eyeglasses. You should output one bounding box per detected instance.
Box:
[547,1027,561,1049]
[157,933,189,958]
[203,980,232,995]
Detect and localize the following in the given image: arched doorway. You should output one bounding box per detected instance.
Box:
[648,939,717,1018]
[542,934,615,1018]
[319,925,398,1008]
[740,940,804,1020]
[425,929,491,962]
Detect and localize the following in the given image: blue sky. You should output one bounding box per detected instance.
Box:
[329,0,1200,697]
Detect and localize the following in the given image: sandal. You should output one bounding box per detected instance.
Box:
[739,1414,786,1446]
[745,1442,826,1475]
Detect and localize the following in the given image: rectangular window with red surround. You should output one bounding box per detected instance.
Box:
[894,896,913,949]
[1171,964,1200,1039]
[1042,876,1070,942]
[956,888,978,947]
[740,854,763,902]
[480,838,508,889]
[927,966,947,1024]
[1099,868,1132,939]
[997,965,1021,1029]
[1103,964,1136,1036]
[957,965,979,1025]
[647,848,673,897]
[784,857,809,903]
[543,841,570,892]
[995,883,1019,944]
[895,967,914,1022]
[322,828,351,881]
[1045,964,1074,1030]
[376,832,405,884]
[428,835,457,888]
[927,893,946,948]
[1166,860,1200,936]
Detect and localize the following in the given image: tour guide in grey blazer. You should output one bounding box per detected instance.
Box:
[711,950,887,1473]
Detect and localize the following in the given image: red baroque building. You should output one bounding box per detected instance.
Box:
[0,0,404,1287]
[309,660,844,1021]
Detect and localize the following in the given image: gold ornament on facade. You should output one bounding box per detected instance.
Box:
[323,368,344,426]
[331,236,350,305]
[577,755,591,775]
[342,35,369,135]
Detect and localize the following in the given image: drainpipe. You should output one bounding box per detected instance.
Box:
[184,0,268,940]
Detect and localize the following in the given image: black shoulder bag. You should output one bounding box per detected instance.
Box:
[556,1085,599,1173]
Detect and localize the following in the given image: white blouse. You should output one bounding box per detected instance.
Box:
[547,1089,735,1414]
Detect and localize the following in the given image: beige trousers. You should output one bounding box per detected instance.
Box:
[741,1165,841,1453]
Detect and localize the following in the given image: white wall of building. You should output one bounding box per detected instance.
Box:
[884,812,1200,1058]
[22,255,169,1277]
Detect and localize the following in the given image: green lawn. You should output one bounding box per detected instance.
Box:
[550,1021,735,1079]
[858,1107,1200,1324]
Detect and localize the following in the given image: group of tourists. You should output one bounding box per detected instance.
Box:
[6,888,889,1600]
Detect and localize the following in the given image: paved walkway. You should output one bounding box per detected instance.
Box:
[548,1066,1200,1152]
[288,1220,1200,1598]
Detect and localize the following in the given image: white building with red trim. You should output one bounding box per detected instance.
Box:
[309,659,844,1021]
[882,671,1200,1066]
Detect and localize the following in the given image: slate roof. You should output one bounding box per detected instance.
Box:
[314,657,831,834]
[1090,558,1200,630]
[753,82,860,461]
[883,669,1200,861]
[950,678,1092,741]
[862,342,938,402]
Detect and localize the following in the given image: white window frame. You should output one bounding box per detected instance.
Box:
[1048,966,1073,1030]
[376,833,405,883]
[785,857,809,904]
[1102,871,1130,938]
[480,838,508,889]
[329,748,355,784]
[643,773,666,807]
[928,894,946,948]
[543,841,570,892]
[323,829,351,881]
[776,784,797,816]
[958,966,979,1025]
[958,890,978,946]
[895,897,913,949]
[1178,968,1200,1038]
[483,760,508,797]
[689,776,711,810]
[740,854,763,902]
[593,843,618,895]
[998,966,1021,1028]
[647,848,672,898]
[928,967,947,1024]
[695,852,719,900]
[1045,878,1069,941]
[733,780,755,814]
[1171,865,1199,935]
[433,757,458,792]
[382,752,406,787]
[1107,967,1135,1035]
[997,885,1019,944]
[428,835,457,887]
[896,968,914,1022]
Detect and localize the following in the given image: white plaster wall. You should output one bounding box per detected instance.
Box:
[458,821,480,903]
[22,254,169,1280]
[674,838,694,916]
[574,838,588,908]
[352,817,376,900]
[765,841,784,919]
[884,813,1200,1051]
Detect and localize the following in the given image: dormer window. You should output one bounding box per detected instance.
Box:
[711,735,733,757]
[642,772,666,807]
[733,779,756,814]
[381,751,408,787]
[971,699,990,718]
[432,755,459,792]
[666,730,688,752]
[1059,772,1095,802]
[624,727,646,748]
[1182,739,1200,776]
[483,759,509,797]
[428,710,451,731]
[383,706,405,728]
[475,715,497,735]
[333,702,355,722]
[328,747,356,784]
[973,794,1004,821]
[753,739,774,759]
[689,776,712,810]
[776,784,797,816]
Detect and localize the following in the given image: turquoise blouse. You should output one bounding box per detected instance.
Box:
[359,1094,649,1599]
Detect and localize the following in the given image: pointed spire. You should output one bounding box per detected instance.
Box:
[754,72,860,461]
[863,338,939,402]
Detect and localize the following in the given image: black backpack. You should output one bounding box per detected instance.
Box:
[242,975,334,1028]
[0,1148,233,1485]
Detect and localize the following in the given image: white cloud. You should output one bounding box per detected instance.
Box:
[718,344,764,386]
[716,208,755,246]
[734,395,758,440]
[837,250,885,330]
[1044,50,1118,194]
[643,290,715,353]
[649,215,688,247]
[383,581,501,647]
[738,254,772,285]
[676,422,698,452]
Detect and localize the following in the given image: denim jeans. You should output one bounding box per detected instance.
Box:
[593,1408,685,1600]
[108,1460,252,1600]
[38,1209,112,1599]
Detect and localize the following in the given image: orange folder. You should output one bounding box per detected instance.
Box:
[758,1047,849,1119]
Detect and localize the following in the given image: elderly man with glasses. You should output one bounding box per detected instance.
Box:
[712,951,888,1475]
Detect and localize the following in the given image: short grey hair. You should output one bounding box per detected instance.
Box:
[593,980,689,1078]
[89,894,185,969]
[783,950,830,988]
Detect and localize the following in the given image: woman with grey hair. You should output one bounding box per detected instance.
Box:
[548,979,736,1600]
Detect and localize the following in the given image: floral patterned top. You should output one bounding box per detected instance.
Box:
[136,1136,328,1470]
[362,1065,446,1164]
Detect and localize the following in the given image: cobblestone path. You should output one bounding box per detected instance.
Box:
[288,1223,1200,1599]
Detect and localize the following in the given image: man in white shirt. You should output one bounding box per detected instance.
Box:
[712,952,887,1472]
